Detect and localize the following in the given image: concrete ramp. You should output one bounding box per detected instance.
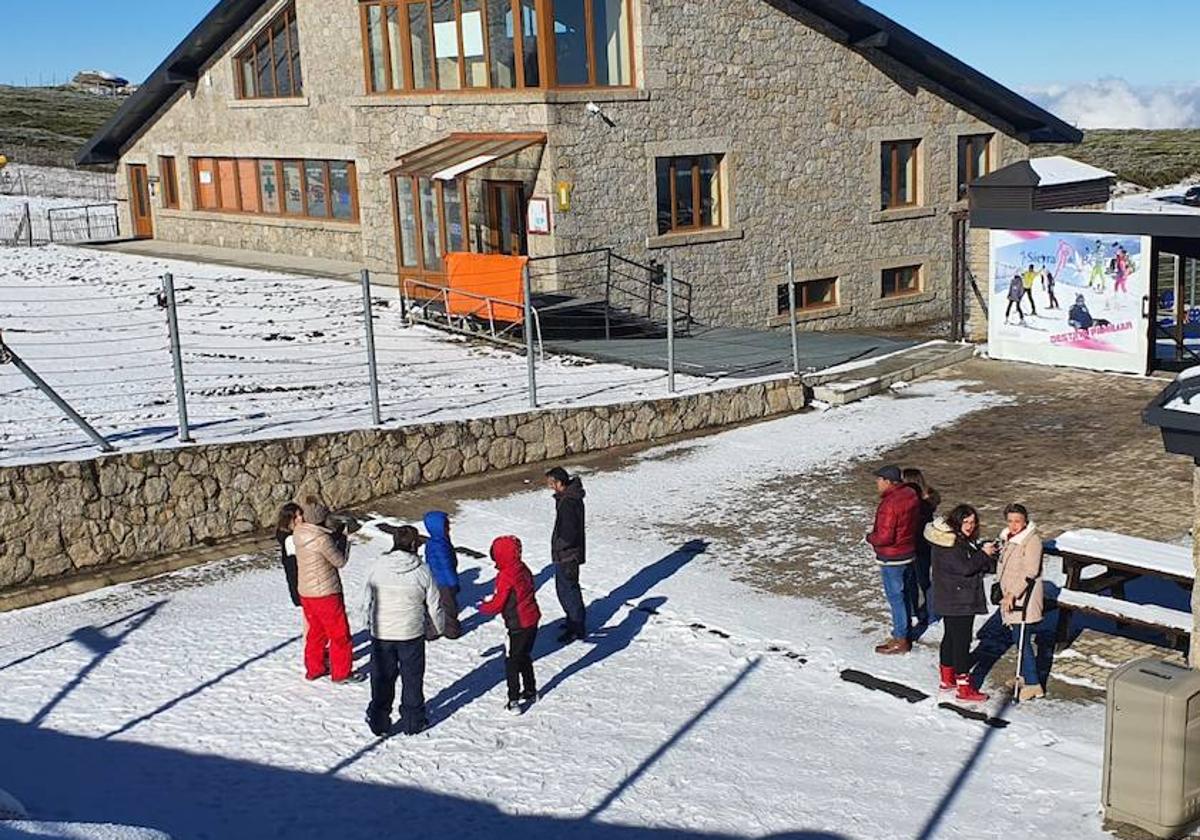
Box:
[802,341,976,405]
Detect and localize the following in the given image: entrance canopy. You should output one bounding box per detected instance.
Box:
[387,132,546,181]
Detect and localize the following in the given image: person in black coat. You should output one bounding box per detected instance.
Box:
[546,466,587,644]
[276,502,303,608]
[927,504,998,703]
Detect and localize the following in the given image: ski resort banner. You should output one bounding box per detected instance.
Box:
[987,229,1151,374]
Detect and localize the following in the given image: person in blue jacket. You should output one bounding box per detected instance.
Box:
[422,511,462,639]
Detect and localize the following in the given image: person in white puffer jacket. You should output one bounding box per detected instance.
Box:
[363,525,445,736]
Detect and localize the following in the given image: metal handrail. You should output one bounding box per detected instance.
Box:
[401,278,543,361]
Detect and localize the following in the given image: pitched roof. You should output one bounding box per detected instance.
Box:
[974,156,1115,189]
[77,0,1081,166]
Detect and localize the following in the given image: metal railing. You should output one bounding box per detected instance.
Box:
[400,277,544,361]
[527,247,694,339]
[47,202,120,243]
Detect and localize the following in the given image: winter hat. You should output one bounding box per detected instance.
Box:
[874,464,902,484]
[300,495,331,527]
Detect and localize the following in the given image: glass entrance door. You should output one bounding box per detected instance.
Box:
[393,173,467,293]
[485,180,526,256]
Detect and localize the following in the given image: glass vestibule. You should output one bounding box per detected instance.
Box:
[1153,244,1200,371]
[394,175,467,281]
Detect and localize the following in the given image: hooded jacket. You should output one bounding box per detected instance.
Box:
[998,523,1044,625]
[423,511,460,590]
[551,477,587,565]
[866,483,921,563]
[926,519,992,617]
[294,522,349,599]
[363,549,445,642]
[479,535,541,631]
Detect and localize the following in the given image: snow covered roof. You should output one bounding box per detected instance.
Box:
[1028,156,1115,187]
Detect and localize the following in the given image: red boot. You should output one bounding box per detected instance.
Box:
[955,674,989,703]
[939,665,956,691]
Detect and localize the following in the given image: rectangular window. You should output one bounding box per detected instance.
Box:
[235,3,304,99]
[259,160,281,213]
[882,265,922,298]
[360,0,630,92]
[188,157,357,221]
[654,154,725,236]
[159,156,179,209]
[880,139,920,210]
[776,278,838,314]
[957,133,993,199]
[193,159,218,209]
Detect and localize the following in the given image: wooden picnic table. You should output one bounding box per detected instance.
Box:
[1045,529,1194,649]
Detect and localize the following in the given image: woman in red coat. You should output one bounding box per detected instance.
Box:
[478,535,541,712]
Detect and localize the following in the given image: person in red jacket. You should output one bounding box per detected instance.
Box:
[477,535,542,713]
[866,464,922,655]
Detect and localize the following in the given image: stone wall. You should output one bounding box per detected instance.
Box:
[0,377,807,592]
[116,0,1034,331]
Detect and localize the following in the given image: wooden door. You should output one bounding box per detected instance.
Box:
[485,181,526,256]
[128,164,153,239]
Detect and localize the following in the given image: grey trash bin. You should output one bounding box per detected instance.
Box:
[1104,657,1200,838]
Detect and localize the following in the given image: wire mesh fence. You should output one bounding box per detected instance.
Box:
[1,255,774,465]
[0,201,119,245]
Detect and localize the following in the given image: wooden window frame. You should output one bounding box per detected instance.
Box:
[394,172,470,272]
[880,139,921,211]
[159,156,180,209]
[657,154,725,236]
[234,3,304,99]
[777,277,839,315]
[957,133,993,200]
[358,0,634,94]
[881,265,923,299]
[188,156,359,223]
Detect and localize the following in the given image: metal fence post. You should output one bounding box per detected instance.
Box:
[604,249,612,341]
[786,251,800,377]
[47,210,54,243]
[666,258,676,394]
[0,334,115,453]
[522,262,538,408]
[85,205,93,240]
[361,269,382,426]
[22,202,31,247]
[162,273,192,443]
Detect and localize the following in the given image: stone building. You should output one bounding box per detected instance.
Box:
[79,0,1079,331]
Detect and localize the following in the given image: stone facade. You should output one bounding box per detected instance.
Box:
[116,0,1032,327]
[0,377,806,591]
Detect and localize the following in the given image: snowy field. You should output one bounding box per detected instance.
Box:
[0,381,1109,840]
[0,245,723,467]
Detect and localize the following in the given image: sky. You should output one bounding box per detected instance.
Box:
[2,0,1199,127]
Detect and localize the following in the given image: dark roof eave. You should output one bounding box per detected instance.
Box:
[75,0,269,167]
[787,0,1081,144]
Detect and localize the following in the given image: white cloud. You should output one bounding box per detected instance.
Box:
[1023,78,1200,129]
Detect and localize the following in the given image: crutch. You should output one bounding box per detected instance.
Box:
[1012,576,1037,705]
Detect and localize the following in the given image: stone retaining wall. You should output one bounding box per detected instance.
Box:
[0,378,807,592]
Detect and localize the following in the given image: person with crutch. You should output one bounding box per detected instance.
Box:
[996,503,1045,702]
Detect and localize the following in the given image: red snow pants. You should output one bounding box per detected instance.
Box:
[300,593,353,681]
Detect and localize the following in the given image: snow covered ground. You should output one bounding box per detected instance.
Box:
[0,245,727,467]
[0,381,1110,840]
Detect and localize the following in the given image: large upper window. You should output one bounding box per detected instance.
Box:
[957,133,993,199]
[360,0,631,92]
[655,155,723,236]
[191,157,358,222]
[235,4,303,99]
[880,139,920,210]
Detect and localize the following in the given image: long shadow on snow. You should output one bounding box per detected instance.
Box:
[0,712,844,840]
[28,601,167,727]
[1,603,168,674]
[426,539,709,724]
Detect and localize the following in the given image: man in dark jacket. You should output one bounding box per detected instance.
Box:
[546,466,587,644]
[865,464,921,655]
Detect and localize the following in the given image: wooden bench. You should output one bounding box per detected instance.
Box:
[1046,529,1194,649]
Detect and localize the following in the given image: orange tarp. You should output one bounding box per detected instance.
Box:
[445,252,527,323]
